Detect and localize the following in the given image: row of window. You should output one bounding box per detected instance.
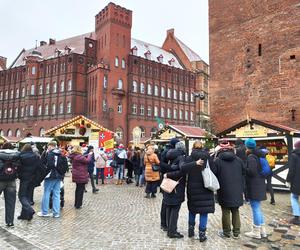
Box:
[0,102,72,119]
[0,127,45,137]
[131,81,194,102]
[115,57,126,69]
[131,104,194,120]
[0,80,72,100]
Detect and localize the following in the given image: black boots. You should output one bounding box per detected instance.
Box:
[199,229,207,242]
[188,224,195,238]
[145,194,150,198]
[168,232,184,239]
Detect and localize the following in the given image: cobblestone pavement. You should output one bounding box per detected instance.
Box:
[0,174,297,250]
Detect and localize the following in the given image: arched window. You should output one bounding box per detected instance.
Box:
[154,106,158,117]
[15,107,18,118]
[53,82,57,93]
[39,84,43,95]
[67,102,71,113]
[173,109,177,119]
[167,108,171,118]
[115,56,119,67]
[10,90,14,99]
[0,130,3,136]
[38,105,42,116]
[0,91,3,100]
[117,102,122,113]
[173,90,177,99]
[60,81,64,92]
[179,91,183,101]
[185,110,189,120]
[39,127,45,137]
[150,127,158,137]
[147,106,152,116]
[117,79,123,90]
[31,84,35,95]
[154,85,159,96]
[7,129,12,137]
[132,81,138,92]
[16,88,19,98]
[161,107,165,117]
[52,103,56,115]
[103,76,108,89]
[4,109,7,118]
[102,99,107,111]
[121,58,126,69]
[31,66,36,75]
[68,80,72,91]
[167,88,171,98]
[46,83,50,94]
[161,87,165,97]
[132,104,137,114]
[190,111,194,121]
[147,84,152,95]
[115,127,123,140]
[190,93,194,102]
[20,107,24,117]
[140,105,144,115]
[29,105,34,116]
[185,92,189,102]
[179,110,183,120]
[45,104,49,115]
[9,108,12,118]
[5,90,8,99]
[22,87,25,97]
[140,82,145,93]
[15,129,21,138]
[59,102,64,114]
[0,109,2,118]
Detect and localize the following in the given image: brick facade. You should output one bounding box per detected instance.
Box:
[209,0,300,133]
[0,2,209,144]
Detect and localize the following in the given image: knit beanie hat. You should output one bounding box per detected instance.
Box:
[175,141,186,152]
[294,140,300,149]
[245,138,256,149]
[170,138,180,148]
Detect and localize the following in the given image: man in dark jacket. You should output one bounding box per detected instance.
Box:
[37,141,67,218]
[286,140,300,225]
[244,138,267,239]
[84,146,99,193]
[0,142,20,227]
[214,142,245,239]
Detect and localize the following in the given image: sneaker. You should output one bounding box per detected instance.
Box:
[37,212,53,217]
[270,200,276,205]
[232,233,240,239]
[53,214,60,218]
[161,225,168,232]
[6,223,14,228]
[218,230,231,239]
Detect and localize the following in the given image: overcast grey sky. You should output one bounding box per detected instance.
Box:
[0,0,209,67]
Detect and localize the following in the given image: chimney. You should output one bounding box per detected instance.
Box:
[0,56,7,70]
[40,41,47,46]
[167,28,175,36]
[49,38,56,45]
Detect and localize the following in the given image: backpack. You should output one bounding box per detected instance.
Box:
[266,154,276,169]
[55,156,69,175]
[0,151,20,181]
[259,157,272,177]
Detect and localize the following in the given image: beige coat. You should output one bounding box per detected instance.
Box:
[144,153,160,182]
[95,153,107,168]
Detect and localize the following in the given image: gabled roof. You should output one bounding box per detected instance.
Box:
[0,136,22,143]
[168,125,209,138]
[45,115,112,135]
[175,37,202,62]
[131,38,183,69]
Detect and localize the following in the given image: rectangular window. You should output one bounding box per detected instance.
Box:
[147,106,152,116]
[103,75,108,88]
[140,105,144,115]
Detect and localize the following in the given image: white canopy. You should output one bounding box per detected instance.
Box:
[19,136,54,144]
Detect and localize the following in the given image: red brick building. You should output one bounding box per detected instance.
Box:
[0,2,209,144]
[209,0,300,133]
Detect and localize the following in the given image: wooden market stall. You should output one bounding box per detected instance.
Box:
[45,115,113,149]
[217,118,300,189]
[151,124,215,154]
[0,136,22,148]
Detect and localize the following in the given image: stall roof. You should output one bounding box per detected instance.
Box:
[0,136,22,143]
[217,118,299,137]
[19,136,54,144]
[45,115,113,135]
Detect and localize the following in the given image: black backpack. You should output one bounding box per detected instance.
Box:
[55,156,69,175]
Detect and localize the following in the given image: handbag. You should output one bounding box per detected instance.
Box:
[160,177,182,193]
[147,155,160,172]
[201,161,220,192]
[109,160,117,168]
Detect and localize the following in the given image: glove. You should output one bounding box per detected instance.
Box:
[286,182,291,188]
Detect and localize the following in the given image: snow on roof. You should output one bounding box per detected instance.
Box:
[131,38,183,69]
[10,32,95,68]
[175,37,202,62]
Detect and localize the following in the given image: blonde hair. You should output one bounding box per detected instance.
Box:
[72,145,82,154]
[193,140,203,149]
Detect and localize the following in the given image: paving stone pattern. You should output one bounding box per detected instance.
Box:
[0,175,298,250]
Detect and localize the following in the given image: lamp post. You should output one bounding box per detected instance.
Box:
[193,91,205,128]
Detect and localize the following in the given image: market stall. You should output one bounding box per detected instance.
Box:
[217,118,300,189]
[18,136,54,153]
[45,115,113,149]
[150,124,215,154]
[0,136,22,148]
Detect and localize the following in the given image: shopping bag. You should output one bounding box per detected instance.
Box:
[201,161,220,192]
[160,177,180,193]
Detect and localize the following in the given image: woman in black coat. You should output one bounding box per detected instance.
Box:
[214,145,245,238]
[180,141,214,242]
[18,144,41,220]
[286,141,300,225]
[131,149,142,186]
[244,138,267,239]
[162,142,186,239]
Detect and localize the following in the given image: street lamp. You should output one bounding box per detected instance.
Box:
[193,91,205,128]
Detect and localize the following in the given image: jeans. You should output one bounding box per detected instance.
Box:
[75,183,85,208]
[250,200,265,226]
[89,172,96,191]
[188,212,208,231]
[266,175,275,202]
[41,179,61,217]
[221,207,241,235]
[18,180,35,218]
[145,181,159,194]
[96,168,105,184]
[291,193,300,216]
[0,180,16,225]
[139,170,145,186]
[166,204,181,234]
[116,164,124,180]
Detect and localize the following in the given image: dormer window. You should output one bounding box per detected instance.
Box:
[131,46,138,56]
[144,50,151,60]
[168,58,175,67]
[157,54,163,63]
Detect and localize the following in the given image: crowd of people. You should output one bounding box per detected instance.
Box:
[0,137,300,244]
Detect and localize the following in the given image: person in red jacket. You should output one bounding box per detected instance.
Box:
[68,145,92,209]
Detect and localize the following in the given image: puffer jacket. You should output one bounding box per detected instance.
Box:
[19,151,41,181]
[287,148,300,195]
[0,149,20,181]
[144,152,160,182]
[69,153,91,184]
[215,149,245,208]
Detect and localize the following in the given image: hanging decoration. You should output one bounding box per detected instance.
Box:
[79,125,86,136]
